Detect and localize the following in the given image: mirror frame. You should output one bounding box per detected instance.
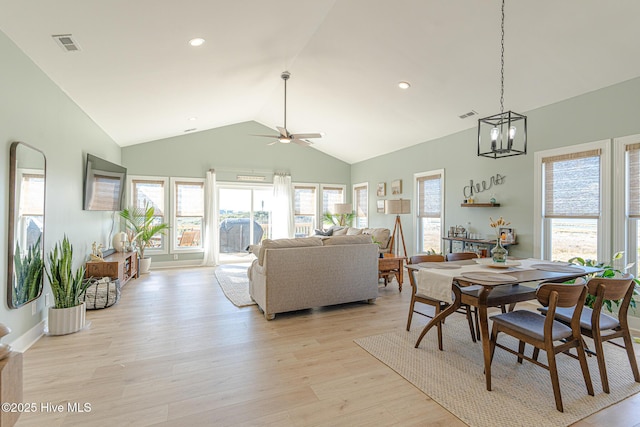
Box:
[7,141,46,309]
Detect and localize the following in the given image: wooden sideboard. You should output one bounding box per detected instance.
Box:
[85,251,138,286]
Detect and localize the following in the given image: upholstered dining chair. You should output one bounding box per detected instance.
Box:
[539,274,639,393]
[445,252,479,261]
[407,254,477,349]
[489,279,594,412]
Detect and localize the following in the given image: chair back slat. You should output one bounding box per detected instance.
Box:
[445,252,478,262]
[586,274,634,301]
[409,254,445,264]
[536,280,586,308]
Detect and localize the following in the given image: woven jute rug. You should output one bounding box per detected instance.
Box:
[355,317,640,427]
[214,264,256,307]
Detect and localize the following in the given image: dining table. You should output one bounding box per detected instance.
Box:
[406,257,602,391]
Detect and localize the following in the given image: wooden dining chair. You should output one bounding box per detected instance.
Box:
[445,252,479,261]
[540,274,639,393]
[489,279,593,412]
[407,254,477,349]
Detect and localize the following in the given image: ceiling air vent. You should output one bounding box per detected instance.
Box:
[458,110,477,119]
[52,34,80,52]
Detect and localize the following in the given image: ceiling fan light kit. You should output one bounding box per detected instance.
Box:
[477,0,527,159]
[254,71,322,147]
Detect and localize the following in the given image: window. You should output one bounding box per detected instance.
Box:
[534,141,610,262]
[416,170,443,253]
[294,185,317,237]
[614,134,640,277]
[172,178,204,251]
[129,176,168,253]
[353,183,368,228]
[321,185,345,214]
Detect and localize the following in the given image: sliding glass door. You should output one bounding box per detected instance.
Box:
[218,184,272,262]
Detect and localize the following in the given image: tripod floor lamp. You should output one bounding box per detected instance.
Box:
[384,199,410,258]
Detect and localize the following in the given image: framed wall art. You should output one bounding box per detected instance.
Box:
[377,200,385,213]
[391,179,402,195]
[377,182,386,197]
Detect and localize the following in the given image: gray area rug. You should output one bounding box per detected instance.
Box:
[355,318,640,427]
[214,264,256,307]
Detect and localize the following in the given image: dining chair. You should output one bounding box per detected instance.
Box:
[489,279,594,412]
[407,254,477,348]
[445,252,479,261]
[539,274,639,393]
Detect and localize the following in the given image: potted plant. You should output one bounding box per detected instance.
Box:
[46,236,90,335]
[12,236,44,307]
[119,201,169,274]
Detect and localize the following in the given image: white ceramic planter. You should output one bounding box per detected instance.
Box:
[48,303,86,335]
[139,257,152,274]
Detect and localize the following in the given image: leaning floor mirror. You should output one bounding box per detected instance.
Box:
[7,141,46,309]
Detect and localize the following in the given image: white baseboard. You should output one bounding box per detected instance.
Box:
[151,259,205,269]
[9,320,45,353]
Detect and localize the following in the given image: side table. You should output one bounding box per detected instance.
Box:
[378,254,406,291]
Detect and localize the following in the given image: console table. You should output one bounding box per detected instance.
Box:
[85,251,138,286]
[0,352,23,427]
[442,237,517,254]
[378,254,406,291]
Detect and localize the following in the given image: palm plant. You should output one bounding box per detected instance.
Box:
[119,201,169,259]
[323,212,355,227]
[13,236,44,306]
[46,235,89,309]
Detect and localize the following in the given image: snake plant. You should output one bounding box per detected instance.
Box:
[45,235,89,309]
[13,236,44,306]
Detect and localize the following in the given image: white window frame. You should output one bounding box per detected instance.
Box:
[293,183,319,237]
[613,134,640,273]
[533,140,610,261]
[353,182,368,228]
[127,175,169,255]
[414,169,445,255]
[170,177,205,254]
[320,184,346,214]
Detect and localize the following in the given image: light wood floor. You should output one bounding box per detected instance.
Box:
[16,267,640,426]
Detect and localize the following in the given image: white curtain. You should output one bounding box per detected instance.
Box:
[202,170,219,266]
[272,173,294,239]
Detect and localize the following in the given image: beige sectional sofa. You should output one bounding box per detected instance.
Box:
[319,227,392,254]
[248,235,379,320]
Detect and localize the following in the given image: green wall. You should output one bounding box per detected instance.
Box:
[121,121,351,263]
[352,76,640,258]
[0,30,121,346]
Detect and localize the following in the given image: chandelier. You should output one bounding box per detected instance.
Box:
[478,0,527,159]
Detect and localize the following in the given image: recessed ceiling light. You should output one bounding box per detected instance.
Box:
[188,117,197,121]
[189,38,205,47]
[398,81,411,89]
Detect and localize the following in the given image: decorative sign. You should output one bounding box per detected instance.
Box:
[463,174,505,198]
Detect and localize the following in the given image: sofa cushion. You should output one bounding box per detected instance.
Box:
[258,237,324,266]
[346,227,363,235]
[332,227,348,235]
[363,228,391,249]
[322,234,372,246]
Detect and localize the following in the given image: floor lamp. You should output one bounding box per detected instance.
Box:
[385,199,410,258]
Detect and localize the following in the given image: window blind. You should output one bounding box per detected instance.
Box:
[322,186,344,213]
[294,186,316,216]
[417,174,441,218]
[543,149,601,218]
[175,182,204,217]
[354,185,368,217]
[132,179,165,216]
[20,174,45,216]
[626,143,640,218]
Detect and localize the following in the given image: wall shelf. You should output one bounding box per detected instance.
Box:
[460,203,500,207]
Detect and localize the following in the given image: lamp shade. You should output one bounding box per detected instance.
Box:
[384,199,411,215]
[332,203,353,215]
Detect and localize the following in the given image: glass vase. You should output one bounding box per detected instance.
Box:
[491,239,508,263]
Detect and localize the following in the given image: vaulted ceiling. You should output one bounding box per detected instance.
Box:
[1,0,640,163]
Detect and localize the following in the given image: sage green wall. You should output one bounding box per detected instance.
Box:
[121,121,351,263]
[352,76,640,258]
[0,30,121,345]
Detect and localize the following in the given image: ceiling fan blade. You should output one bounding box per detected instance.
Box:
[291,133,322,139]
[267,140,278,146]
[252,134,280,138]
[276,126,289,137]
[292,138,312,147]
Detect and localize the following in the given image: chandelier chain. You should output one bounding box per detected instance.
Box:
[499,0,505,116]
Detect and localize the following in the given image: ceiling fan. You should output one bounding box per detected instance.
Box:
[254,71,322,147]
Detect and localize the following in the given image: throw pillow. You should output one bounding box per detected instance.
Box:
[314,228,333,236]
[346,227,363,235]
[332,227,348,236]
